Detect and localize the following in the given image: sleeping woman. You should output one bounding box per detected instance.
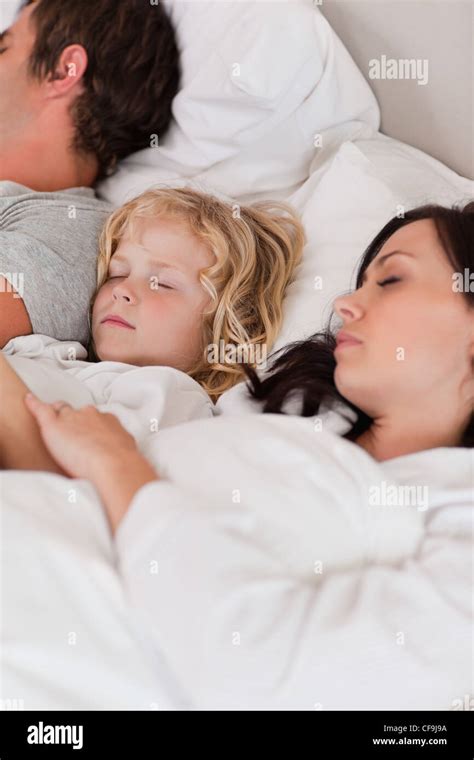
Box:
[15,200,473,530]
[0,186,305,473]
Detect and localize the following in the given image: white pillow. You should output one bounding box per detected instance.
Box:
[0,1,18,28]
[273,131,474,352]
[97,1,379,206]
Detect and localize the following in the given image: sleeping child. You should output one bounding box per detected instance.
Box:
[0,186,305,473]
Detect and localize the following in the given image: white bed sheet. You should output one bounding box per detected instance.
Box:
[1,413,472,710]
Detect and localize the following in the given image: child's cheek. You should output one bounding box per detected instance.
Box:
[91,286,107,317]
[143,293,170,323]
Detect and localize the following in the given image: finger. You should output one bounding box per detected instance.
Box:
[24,393,59,427]
[52,401,72,413]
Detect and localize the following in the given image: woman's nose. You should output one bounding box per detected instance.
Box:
[333,293,364,323]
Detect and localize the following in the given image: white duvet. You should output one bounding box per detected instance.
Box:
[115,416,474,711]
[1,392,472,709]
[0,335,213,710]
[1,334,214,447]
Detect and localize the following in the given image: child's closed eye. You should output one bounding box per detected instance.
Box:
[149,276,175,291]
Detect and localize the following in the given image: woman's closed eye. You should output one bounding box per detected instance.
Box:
[377,276,401,287]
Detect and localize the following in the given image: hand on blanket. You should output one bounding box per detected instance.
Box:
[24,393,137,480]
[24,393,158,534]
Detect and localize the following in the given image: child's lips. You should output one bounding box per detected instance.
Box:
[101,315,135,329]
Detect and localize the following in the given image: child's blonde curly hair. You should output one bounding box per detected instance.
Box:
[89,186,305,398]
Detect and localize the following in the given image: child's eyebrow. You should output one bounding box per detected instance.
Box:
[111,254,187,275]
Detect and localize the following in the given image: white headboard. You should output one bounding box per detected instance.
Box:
[320,0,473,179]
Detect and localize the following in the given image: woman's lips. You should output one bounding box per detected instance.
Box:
[335,331,363,350]
[335,339,362,350]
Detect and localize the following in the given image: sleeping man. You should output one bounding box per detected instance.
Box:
[0,0,181,347]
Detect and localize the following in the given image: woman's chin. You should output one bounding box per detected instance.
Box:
[335,368,366,406]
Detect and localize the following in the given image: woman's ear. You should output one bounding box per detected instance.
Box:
[45,45,88,98]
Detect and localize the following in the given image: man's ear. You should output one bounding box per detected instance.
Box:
[45,45,88,98]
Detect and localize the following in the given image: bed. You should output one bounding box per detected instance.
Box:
[1,0,473,711]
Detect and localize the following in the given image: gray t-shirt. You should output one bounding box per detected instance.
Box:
[0,181,113,346]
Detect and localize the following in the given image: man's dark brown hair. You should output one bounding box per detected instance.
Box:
[21,0,181,181]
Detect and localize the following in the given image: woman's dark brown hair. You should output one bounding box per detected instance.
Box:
[245,201,474,447]
[22,0,181,180]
